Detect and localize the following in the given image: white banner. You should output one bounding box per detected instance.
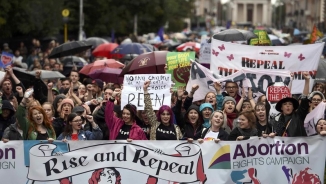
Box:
[211,39,324,94]
[0,138,326,184]
[121,74,172,110]
[199,35,211,64]
[304,102,326,136]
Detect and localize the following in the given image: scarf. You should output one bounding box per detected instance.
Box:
[237,127,258,137]
[203,118,210,128]
[226,112,237,130]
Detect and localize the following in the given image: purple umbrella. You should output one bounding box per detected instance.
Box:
[89,68,123,84]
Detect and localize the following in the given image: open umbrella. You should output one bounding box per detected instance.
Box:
[212,29,258,41]
[79,59,124,75]
[40,70,66,79]
[111,43,153,55]
[92,43,122,59]
[119,51,168,76]
[89,68,123,84]
[48,41,92,59]
[84,37,109,48]
[176,42,200,52]
[268,34,285,46]
[61,56,88,65]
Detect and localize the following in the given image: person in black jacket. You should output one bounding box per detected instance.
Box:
[270,72,310,137]
[228,110,261,141]
[197,110,229,143]
[0,100,16,139]
[2,122,23,142]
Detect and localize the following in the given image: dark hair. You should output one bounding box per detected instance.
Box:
[123,104,137,122]
[257,95,266,103]
[61,78,71,83]
[312,82,325,92]
[70,69,79,76]
[62,113,79,136]
[239,110,256,128]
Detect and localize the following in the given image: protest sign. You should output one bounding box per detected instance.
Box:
[266,85,291,102]
[166,52,194,90]
[211,39,324,94]
[304,102,326,136]
[0,52,14,68]
[199,35,211,64]
[121,74,171,110]
[1,137,325,184]
[249,30,272,46]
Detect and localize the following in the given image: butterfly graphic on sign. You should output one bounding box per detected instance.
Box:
[212,49,219,57]
[284,52,292,58]
[227,54,234,61]
[218,44,225,51]
[298,53,305,61]
[0,52,14,68]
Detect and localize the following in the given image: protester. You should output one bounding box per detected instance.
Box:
[42,102,55,121]
[57,113,102,141]
[197,110,229,143]
[52,98,74,137]
[199,103,214,128]
[0,100,16,139]
[222,96,238,133]
[143,81,182,140]
[228,110,260,141]
[105,90,147,140]
[1,121,23,142]
[270,72,310,137]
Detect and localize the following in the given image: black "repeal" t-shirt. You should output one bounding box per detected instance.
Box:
[156,124,177,140]
[116,124,132,140]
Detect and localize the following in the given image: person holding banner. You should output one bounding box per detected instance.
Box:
[308,91,325,112]
[105,90,147,141]
[254,102,273,136]
[222,96,238,133]
[271,72,311,137]
[57,113,102,141]
[16,89,56,141]
[143,81,182,140]
[228,110,260,141]
[197,110,229,143]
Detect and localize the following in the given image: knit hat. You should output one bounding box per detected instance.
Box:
[199,103,214,112]
[92,79,104,89]
[186,105,200,115]
[57,98,74,112]
[309,91,325,101]
[222,96,236,107]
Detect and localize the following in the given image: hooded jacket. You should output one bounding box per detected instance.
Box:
[174,101,204,140]
[2,123,23,140]
[105,99,147,140]
[0,100,16,139]
[199,103,214,128]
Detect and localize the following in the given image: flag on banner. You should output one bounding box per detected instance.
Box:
[157,26,164,42]
[304,102,326,136]
[0,51,14,68]
[186,61,221,102]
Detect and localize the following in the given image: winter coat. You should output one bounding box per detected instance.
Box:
[105,99,147,140]
[16,105,56,140]
[2,123,23,140]
[144,94,182,140]
[0,100,16,139]
[52,117,66,138]
[270,98,309,137]
[57,127,102,140]
[93,104,110,140]
[199,127,229,140]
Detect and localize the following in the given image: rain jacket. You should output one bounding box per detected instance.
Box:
[2,123,23,140]
[105,99,147,140]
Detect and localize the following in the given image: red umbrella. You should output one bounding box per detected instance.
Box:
[80,59,124,75]
[176,42,200,52]
[92,43,123,59]
[89,68,123,84]
[119,51,168,76]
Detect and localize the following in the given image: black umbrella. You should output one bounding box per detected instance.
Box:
[84,37,109,49]
[212,29,258,41]
[48,41,92,59]
[61,56,88,65]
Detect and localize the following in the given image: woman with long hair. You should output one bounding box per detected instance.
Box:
[52,98,74,137]
[42,102,55,122]
[143,81,182,140]
[57,113,102,141]
[254,102,273,136]
[17,89,56,140]
[105,90,147,140]
[228,110,260,141]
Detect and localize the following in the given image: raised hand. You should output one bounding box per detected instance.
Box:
[191,84,199,93]
[143,80,151,92]
[214,82,221,92]
[302,72,310,80]
[35,70,41,79]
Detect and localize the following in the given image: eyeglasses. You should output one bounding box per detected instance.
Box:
[226,86,237,90]
[311,98,322,103]
[72,119,83,123]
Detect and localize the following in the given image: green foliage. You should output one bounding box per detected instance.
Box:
[0,0,194,39]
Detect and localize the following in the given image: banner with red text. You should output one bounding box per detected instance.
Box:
[0,137,326,184]
[211,39,324,94]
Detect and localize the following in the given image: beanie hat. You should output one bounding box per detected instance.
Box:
[92,79,104,90]
[222,96,236,107]
[186,105,200,115]
[199,103,214,112]
[309,91,325,100]
[57,98,74,112]
[83,78,93,86]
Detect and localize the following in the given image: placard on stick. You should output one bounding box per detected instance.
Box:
[121,74,171,110]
